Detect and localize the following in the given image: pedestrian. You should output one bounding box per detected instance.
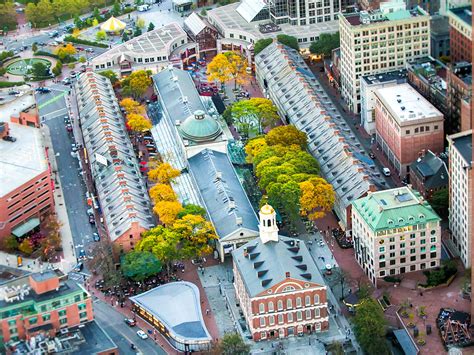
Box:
[206,308,210,315]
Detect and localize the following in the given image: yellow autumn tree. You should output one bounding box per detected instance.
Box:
[149,183,177,203]
[148,162,180,184]
[153,200,183,226]
[127,113,152,133]
[206,53,233,87]
[55,43,76,60]
[224,51,250,89]
[120,98,145,115]
[299,177,335,220]
[172,214,218,259]
[244,137,268,164]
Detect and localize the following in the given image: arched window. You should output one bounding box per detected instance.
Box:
[282,286,296,293]
[314,294,320,304]
[259,303,265,314]
[296,297,302,308]
[287,299,293,309]
[277,300,283,311]
[305,295,311,306]
[268,301,274,312]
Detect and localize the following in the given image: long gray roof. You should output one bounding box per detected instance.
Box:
[255,43,382,226]
[232,236,326,297]
[75,72,154,241]
[188,149,259,240]
[130,281,211,341]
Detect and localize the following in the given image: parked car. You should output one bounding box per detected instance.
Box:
[369,152,375,159]
[36,87,51,93]
[382,167,391,177]
[137,330,148,339]
[78,249,86,260]
[2,135,17,142]
[8,90,20,95]
[93,232,100,242]
[88,214,95,225]
[124,318,136,327]
[85,48,94,53]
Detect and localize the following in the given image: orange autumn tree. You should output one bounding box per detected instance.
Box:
[299,177,335,220]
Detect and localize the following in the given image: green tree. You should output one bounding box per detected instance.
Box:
[326,342,344,355]
[31,62,49,78]
[98,69,118,84]
[177,204,207,219]
[309,32,340,57]
[96,30,107,41]
[52,60,63,76]
[79,56,86,63]
[18,239,33,256]
[0,1,17,31]
[32,43,38,53]
[136,17,145,29]
[0,67,7,76]
[276,34,299,51]
[147,22,155,32]
[122,31,129,42]
[429,187,448,219]
[254,38,273,55]
[26,0,55,28]
[217,333,250,355]
[112,1,121,16]
[231,98,279,135]
[2,235,19,252]
[353,298,390,355]
[121,250,162,281]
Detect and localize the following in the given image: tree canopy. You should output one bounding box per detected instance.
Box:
[121,70,152,98]
[254,38,273,55]
[121,250,162,281]
[216,333,250,355]
[55,43,77,60]
[353,298,390,355]
[309,32,340,57]
[428,187,448,219]
[126,113,152,132]
[229,98,279,137]
[177,204,206,219]
[99,70,118,84]
[0,1,17,31]
[207,51,249,89]
[276,34,299,51]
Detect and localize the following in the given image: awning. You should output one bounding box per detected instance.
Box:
[393,329,419,355]
[12,218,40,238]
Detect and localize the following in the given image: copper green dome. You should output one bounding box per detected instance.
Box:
[179,110,222,142]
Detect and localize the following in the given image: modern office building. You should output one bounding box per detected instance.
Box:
[447,5,472,63]
[0,114,54,239]
[338,0,430,113]
[360,69,407,135]
[255,42,384,229]
[131,281,212,352]
[430,15,450,59]
[374,83,444,178]
[409,150,448,200]
[0,270,93,344]
[91,22,199,75]
[352,186,442,286]
[75,71,154,252]
[233,204,328,341]
[448,130,472,268]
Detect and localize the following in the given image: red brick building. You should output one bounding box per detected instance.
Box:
[0,115,54,239]
[374,83,444,178]
[233,205,328,341]
[448,6,472,63]
[183,13,218,59]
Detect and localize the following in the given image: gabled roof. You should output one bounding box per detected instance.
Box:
[188,149,259,240]
[184,12,206,36]
[410,150,448,189]
[75,72,154,240]
[233,236,325,297]
[236,0,266,23]
[352,186,441,232]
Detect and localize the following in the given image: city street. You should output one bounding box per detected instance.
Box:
[93,299,166,355]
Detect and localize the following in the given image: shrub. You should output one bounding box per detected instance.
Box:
[64,35,108,48]
[383,276,401,283]
[2,235,19,252]
[421,260,457,287]
[0,81,25,88]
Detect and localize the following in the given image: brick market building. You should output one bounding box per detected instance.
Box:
[232,205,328,341]
[183,12,218,59]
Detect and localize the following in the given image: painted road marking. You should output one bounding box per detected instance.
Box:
[38,91,67,109]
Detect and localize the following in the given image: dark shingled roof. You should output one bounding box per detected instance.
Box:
[410,150,448,190]
[232,236,326,297]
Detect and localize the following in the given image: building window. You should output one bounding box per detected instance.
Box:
[288,313,293,322]
[8,320,16,326]
[430,237,436,243]
[296,297,302,308]
[260,317,265,327]
[297,311,303,321]
[278,314,283,324]
[42,314,51,322]
[305,310,311,319]
[79,311,87,319]
[287,299,293,309]
[260,332,267,339]
[58,310,66,317]
[379,246,385,252]
[315,308,320,318]
[78,303,87,311]
[269,315,275,325]
[305,296,311,306]
[268,301,274,312]
[277,300,283,310]
[29,317,37,325]
[314,294,320,304]
[259,303,265,314]
[380,270,386,277]
[74,295,81,303]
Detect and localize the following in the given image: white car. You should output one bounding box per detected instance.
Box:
[137,330,148,339]
[382,167,391,177]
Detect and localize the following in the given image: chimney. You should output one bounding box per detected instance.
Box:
[285,272,290,278]
[243,247,248,258]
[236,216,243,225]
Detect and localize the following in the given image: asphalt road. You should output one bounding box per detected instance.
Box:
[37,86,97,271]
[94,299,166,355]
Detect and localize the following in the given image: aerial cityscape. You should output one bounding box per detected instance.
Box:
[0,0,472,354]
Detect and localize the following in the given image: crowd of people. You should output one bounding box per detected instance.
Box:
[332,228,353,249]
